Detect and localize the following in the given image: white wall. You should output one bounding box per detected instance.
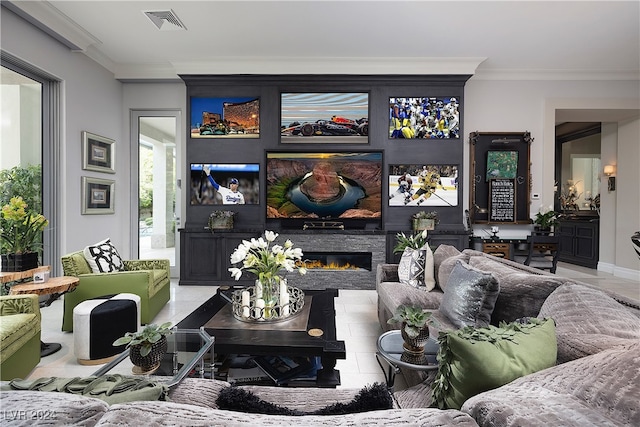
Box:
[1,8,126,262]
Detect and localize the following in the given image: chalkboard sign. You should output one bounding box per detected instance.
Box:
[489,179,516,222]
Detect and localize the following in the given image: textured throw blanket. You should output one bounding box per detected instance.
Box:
[3,374,169,405]
[216,382,393,416]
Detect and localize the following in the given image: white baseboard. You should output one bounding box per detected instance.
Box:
[598,262,640,281]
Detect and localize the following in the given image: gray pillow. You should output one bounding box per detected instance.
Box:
[439,260,500,329]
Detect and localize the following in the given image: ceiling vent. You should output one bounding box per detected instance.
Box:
[143,10,186,31]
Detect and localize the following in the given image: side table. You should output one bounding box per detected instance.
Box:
[375,330,439,392]
[9,276,79,356]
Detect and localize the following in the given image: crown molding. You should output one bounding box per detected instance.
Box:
[471,68,640,81]
[4,0,101,51]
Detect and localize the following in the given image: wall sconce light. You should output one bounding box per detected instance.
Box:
[604,165,616,192]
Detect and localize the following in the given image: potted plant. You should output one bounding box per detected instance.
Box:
[113,322,173,372]
[387,304,433,362]
[412,211,438,231]
[393,229,429,254]
[208,210,235,230]
[0,196,48,272]
[533,205,559,233]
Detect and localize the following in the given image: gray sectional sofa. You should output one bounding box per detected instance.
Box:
[1,246,639,426]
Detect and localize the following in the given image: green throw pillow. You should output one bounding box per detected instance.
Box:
[431,317,557,410]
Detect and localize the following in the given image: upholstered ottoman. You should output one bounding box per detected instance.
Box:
[73,293,140,365]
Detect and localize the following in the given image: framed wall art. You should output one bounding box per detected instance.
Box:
[82,131,115,173]
[190,97,260,138]
[280,92,369,144]
[389,97,460,139]
[469,131,532,224]
[81,177,115,214]
[388,164,459,207]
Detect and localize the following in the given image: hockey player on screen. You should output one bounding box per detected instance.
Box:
[413,166,441,205]
[389,172,414,205]
[203,165,245,204]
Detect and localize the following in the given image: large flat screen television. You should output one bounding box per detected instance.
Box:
[190,163,259,205]
[266,151,383,229]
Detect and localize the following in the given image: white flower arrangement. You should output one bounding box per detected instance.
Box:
[228,230,307,282]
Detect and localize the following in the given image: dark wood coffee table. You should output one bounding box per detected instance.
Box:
[177,287,346,387]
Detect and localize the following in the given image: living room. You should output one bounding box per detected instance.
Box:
[1,1,639,425]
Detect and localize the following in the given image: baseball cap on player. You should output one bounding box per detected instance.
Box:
[229,178,239,185]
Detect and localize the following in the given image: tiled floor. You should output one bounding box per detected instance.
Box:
[26,262,639,391]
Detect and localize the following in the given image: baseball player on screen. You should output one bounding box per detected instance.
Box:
[203,165,245,204]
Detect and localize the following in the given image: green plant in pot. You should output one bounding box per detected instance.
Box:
[412,211,438,231]
[388,305,433,364]
[113,322,173,372]
[393,229,429,254]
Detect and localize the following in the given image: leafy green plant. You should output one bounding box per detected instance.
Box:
[0,196,48,254]
[387,305,432,338]
[412,211,438,221]
[533,205,560,229]
[393,229,429,253]
[113,322,173,357]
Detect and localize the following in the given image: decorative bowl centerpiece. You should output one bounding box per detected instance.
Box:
[228,231,307,322]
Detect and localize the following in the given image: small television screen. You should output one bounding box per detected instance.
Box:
[389,164,459,206]
[190,97,260,138]
[281,93,369,144]
[190,163,259,205]
[389,97,459,139]
[266,151,382,223]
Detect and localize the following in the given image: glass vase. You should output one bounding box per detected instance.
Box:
[255,276,280,319]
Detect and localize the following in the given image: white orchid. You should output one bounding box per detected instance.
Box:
[228,230,307,282]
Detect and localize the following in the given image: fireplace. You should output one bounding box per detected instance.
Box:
[278,232,385,290]
[301,252,372,271]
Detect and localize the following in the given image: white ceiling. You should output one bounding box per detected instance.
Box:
[5,0,640,81]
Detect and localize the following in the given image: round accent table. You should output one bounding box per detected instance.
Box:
[375,330,439,392]
[10,276,79,357]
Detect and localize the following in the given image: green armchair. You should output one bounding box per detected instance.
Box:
[0,294,41,380]
[60,251,170,332]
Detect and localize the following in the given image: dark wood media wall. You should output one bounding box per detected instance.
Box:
[180,74,471,287]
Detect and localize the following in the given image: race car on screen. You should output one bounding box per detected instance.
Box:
[282,116,368,137]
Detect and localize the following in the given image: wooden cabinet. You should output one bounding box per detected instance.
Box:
[557,219,599,268]
[179,229,259,286]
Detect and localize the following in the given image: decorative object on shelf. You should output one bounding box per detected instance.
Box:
[228,230,307,322]
[208,210,235,230]
[490,226,500,239]
[393,229,429,254]
[560,180,581,212]
[412,211,438,231]
[387,304,433,364]
[533,205,560,233]
[112,322,173,373]
[0,196,48,272]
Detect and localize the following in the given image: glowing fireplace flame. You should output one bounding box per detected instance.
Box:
[297,260,360,270]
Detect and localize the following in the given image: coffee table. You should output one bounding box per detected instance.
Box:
[93,327,214,388]
[376,330,439,391]
[177,287,346,387]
